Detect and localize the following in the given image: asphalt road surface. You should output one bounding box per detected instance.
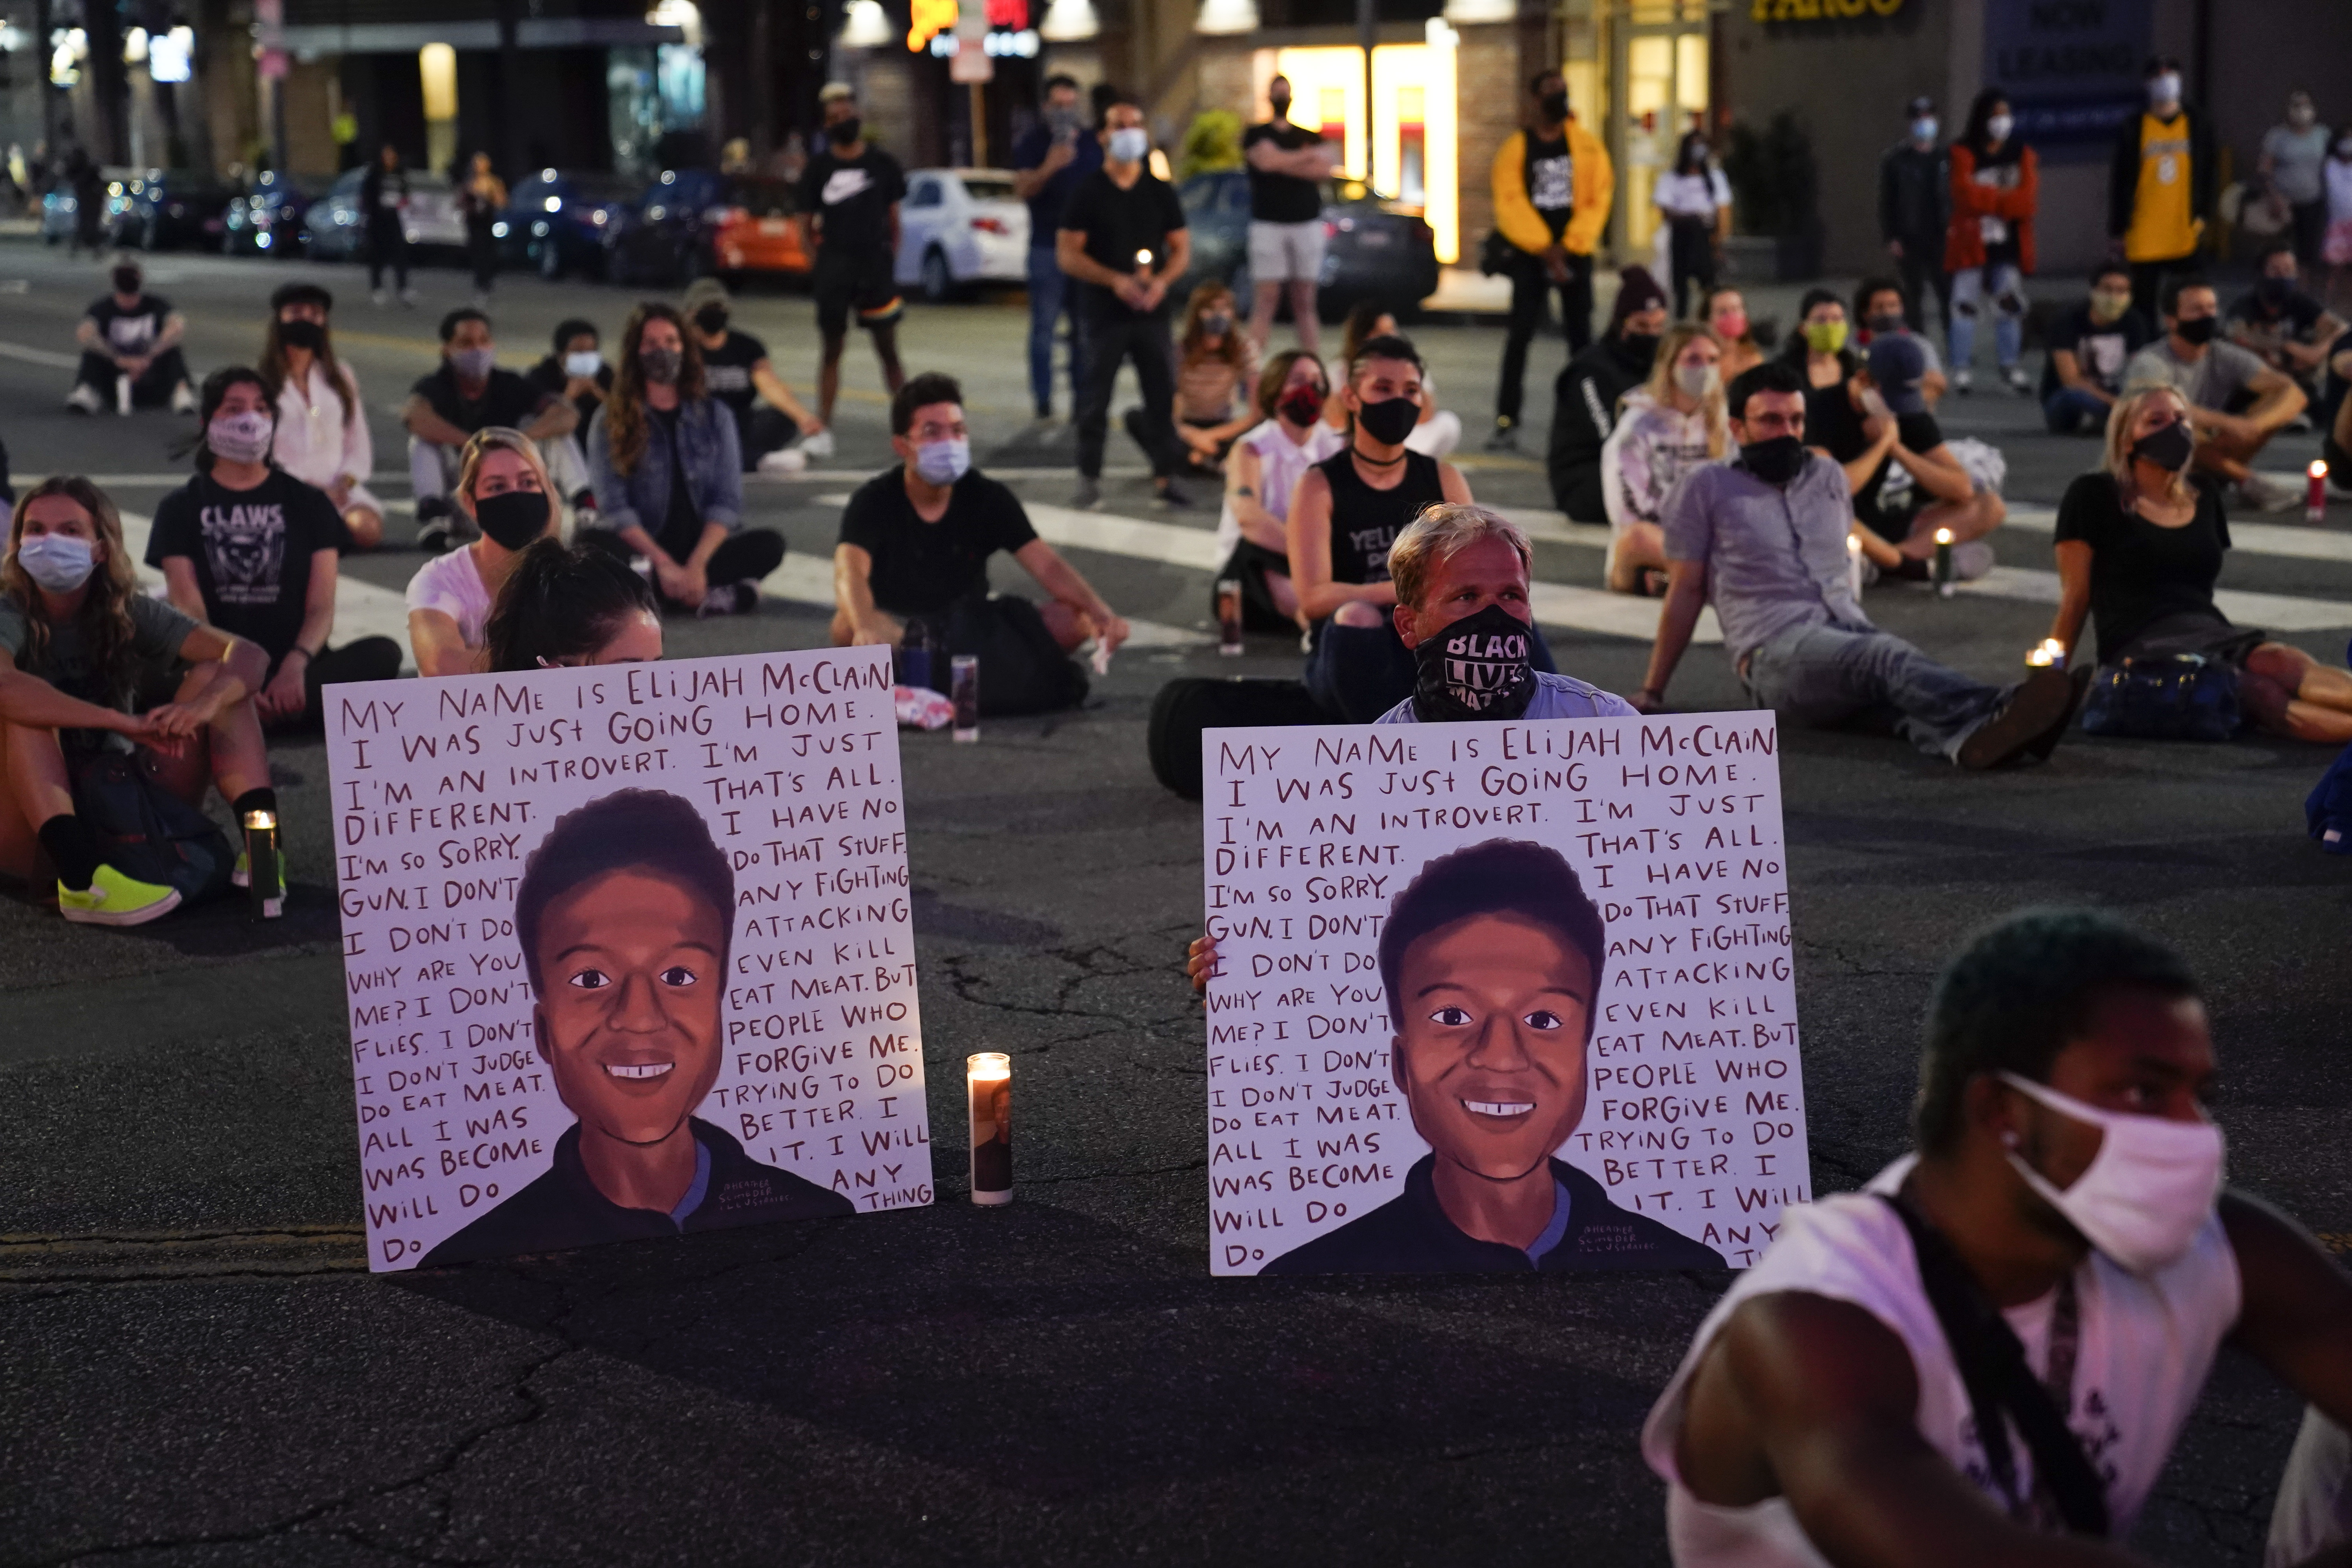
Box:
[3,241,2348,1567]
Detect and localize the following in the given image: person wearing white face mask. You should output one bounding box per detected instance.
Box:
[1642,907,2352,1568]
[2109,56,2215,324]
[1879,97,1952,342]
[1600,322,1726,596]
[1944,89,2039,396]
[0,476,272,925]
[833,373,1126,715]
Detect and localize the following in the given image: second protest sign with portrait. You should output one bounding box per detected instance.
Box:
[1203,713,1808,1276]
[327,647,931,1272]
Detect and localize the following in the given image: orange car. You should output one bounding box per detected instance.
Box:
[608,169,810,287]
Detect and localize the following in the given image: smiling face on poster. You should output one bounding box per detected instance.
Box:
[1203,713,1808,1277]
[326,648,933,1272]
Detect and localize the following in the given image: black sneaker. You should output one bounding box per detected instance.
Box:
[415,498,456,554]
[1956,666,2080,770]
[2025,668,2092,761]
[1484,422,1519,453]
[1156,478,1191,509]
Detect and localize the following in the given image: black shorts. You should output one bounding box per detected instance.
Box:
[815,253,904,337]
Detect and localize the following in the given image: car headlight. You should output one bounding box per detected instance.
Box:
[491,221,508,238]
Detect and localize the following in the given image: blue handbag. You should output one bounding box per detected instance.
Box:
[2080,654,2240,742]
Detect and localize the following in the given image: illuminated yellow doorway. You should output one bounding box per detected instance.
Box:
[1261,44,1460,264]
[1611,5,1711,257]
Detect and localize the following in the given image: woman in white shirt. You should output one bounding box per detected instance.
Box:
[1599,322,1726,595]
[260,281,383,548]
[405,428,558,676]
[1651,133,1733,319]
[1220,349,1343,630]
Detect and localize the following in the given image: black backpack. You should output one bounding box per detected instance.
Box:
[70,750,235,907]
[1147,677,1330,800]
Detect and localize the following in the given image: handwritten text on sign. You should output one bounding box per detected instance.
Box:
[1202,715,1809,1276]
[327,649,932,1272]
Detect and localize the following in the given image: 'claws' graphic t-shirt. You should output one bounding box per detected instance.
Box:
[146,468,352,664]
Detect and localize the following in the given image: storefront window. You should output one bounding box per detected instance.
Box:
[1267,44,1459,263]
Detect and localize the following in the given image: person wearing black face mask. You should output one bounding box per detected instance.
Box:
[1636,360,2085,771]
[678,276,824,474]
[1548,266,1668,522]
[799,83,907,439]
[2049,385,2352,744]
[1290,335,1566,724]
[67,260,194,416]
[1486,69,1615,452]
[2225,241,2344,402]
[2122,274,2307,512]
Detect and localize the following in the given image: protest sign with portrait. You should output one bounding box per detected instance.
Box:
[1203,713,1808,1277]
[327,648,931,1272]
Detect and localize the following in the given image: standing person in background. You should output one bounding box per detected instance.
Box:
[260,281,384,550]
[147,368,401,732]
[360,143,414,308]
[2110,57,2214,324]
[67,148,103,256]
[798,82,906,452]
[1057,98,1192,511]
[682,277,824,474]
[1600,322,1725,596]
[458,152,507,307]
[406,428,559,678]
[2042,262,2158,434]
[1548,267,1669,522]
[1878,96,1951,339]
[1158,282,1259,477]
[1486,69,1614,452]
[583,302,784,617]
[1009,73,1101,424]
[2261,91,2332,273]
[1944,89,2039,396]
[1241,73,1337,359]
[1705,287,1763,383]
[1651,132,1730,319]
[67,261,194,416]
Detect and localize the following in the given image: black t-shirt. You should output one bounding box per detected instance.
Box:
[411,363,550,435]
[524,353,612,431]
[649,407,699,561]
[1058,167,1188,319]
[2053,471,2232,662]
[85,293,171,357]
[2226,287,2326,338]
[1808,382,1941,539]
[1523,130,1575,241]
[145,468,352,662]
[837,466,1039,618]
[698,329,768,423]
[1242,121,1326,223]
[1009,120,1102,243]
[2039,302,2158,398]
[798,145,906,261]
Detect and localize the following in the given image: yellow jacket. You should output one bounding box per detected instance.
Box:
[1492,120,1614,257]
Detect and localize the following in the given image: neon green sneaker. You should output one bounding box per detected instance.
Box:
[58,865,183,927]
[231,849,287,901]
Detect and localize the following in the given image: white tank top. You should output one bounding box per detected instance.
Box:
[1640,1156,2242,1567]
[1213,418,1344,561]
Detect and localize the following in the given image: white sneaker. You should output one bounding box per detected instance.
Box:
[1953,540,1996,580]
[169,382,197,414]
[1952,368,1974,395]
[797,429,835,461]
[2237,474,2302,514]
[370,288,388,307]
[399,288,418,308]
[2002,365,2033,395]
[757,446,808,476]
[65,383,102,414]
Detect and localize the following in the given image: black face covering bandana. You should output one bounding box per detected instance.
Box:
[1738,435,1808,486]
[278,318,325,351]
[2131,418,2196,473]
[2174,315,2218,346]
[474,489,550,550]
[1411,603,1538,722]
[1357,394,1420,446]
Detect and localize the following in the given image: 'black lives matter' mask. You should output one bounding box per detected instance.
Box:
[1411,603,1537,723]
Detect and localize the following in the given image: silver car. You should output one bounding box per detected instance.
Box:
[303,167,465,262]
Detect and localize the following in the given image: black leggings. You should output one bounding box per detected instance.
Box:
[581,527,786,593]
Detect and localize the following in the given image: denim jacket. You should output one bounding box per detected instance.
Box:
[584,396,742,543]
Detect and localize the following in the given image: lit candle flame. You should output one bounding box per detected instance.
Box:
[2312,460,2330,481]
[243,809,277,831]
[1846,534,1861,555]
[1934,528,1954,546]
[967,1051,1010,1082]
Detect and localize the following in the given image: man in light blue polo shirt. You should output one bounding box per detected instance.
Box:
[1633,359,2080,768]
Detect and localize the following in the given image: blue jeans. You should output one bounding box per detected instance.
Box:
[1027,247,1085,418]
[1741,622,2005,762]
[2043,386,2110,434]
[1949,263,2024,372]
[1304,615,1561,724]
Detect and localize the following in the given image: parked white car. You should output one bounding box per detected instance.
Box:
[894,169,1029,302]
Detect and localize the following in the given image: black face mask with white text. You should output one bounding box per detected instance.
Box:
[1411,603,1537,722]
